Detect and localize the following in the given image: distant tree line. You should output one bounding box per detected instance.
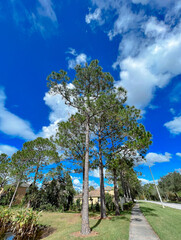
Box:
[139,171,181,202]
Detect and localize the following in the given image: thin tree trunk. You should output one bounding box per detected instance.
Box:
[33,164,39,187]
[81,165,85,214]
[9,180,20,208]
[98,131,106,219]
[81,117,91,235]
[120,171,127,201]
[113,169,120,216]
[27,164,40,208]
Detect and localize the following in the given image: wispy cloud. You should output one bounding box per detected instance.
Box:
[40,86,77,138]
[66,48,89,69]
[85,8,102,24]
[0,88,36,140]
[164,116,181,135]
[9,0,58,37]
[176,153,181,157]
[138,177,158,185]
[0,144,18,156]
[139,152,172,166]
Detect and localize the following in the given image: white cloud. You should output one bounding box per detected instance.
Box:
[0,88,36,140]
[73,177,83,191]
[10,0,58,37]
[138,178,158,185]
[68,53,88,69]
[37,0,57,22]
[115,31,181,108]
[143,152,172,166]
[43,91,76,123]
[89,180,99,189]
[175,168,181,173]
[87,1,181,109]
[85,8,102,24]
[108,5,143,40]
[89,168,106,178]
[176,153,181,157]
[0,144,18,156]
[41,88,77,138]
[144,17,168,37]
[164,116,181,135]
[169,108,176,115]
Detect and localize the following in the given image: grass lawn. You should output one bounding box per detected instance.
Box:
[39,211,131,240]
[139,202,181,240]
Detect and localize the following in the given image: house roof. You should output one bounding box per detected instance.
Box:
[19,183,30,188]
[89,189,100,197]
[74,186,114,199]
[105,186,114,191]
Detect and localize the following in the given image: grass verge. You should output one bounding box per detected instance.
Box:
[139,202,181,240]
[39,211,131,240]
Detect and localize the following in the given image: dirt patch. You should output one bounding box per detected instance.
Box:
[71,231,98,238]
[40,227,56,239]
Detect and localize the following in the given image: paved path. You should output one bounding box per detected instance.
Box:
[129,203,160,240]
[138,200,181,210]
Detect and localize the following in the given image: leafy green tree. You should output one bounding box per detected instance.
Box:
[89,186,95,192]
[158,171,181,201]
[91,92,126,218]
[105,106,152,215]
[0,153,11,189]
[9,150,31,208]
[23,137,60,187]
[47,60,123,234]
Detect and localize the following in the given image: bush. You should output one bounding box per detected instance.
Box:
[39,203,57,212]
[12,209,41,239]
[0,208,43,240]
[105,193,114,211]
[123,201,133,210]
[0,186,15,206]
[0,208,12,236]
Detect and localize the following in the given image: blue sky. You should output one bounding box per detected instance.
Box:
[0,0,181,190]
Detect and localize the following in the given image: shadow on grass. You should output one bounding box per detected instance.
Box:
[91,219,102,230]
[140,206,158,217]
[110,215,130,222]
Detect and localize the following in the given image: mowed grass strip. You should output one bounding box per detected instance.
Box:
[39,211,131,240]
[139,202,181,240]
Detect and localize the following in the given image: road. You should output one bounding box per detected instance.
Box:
[138,200,181,210]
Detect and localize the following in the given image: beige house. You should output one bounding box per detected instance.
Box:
[0,183,29,205]
[14,183,29,205]
[74,186,114,204]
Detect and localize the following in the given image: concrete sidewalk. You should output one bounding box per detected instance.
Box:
[129,203,160,240]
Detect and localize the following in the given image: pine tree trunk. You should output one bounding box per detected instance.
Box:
[81,117,91,235]
[33,164,39,187]
[98,132,106,219]
[113,169,120,216]
[81,165,85,214]
[9,180,20,208]
[120,171,127,201]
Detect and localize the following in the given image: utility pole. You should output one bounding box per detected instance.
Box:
[149,165,165,208]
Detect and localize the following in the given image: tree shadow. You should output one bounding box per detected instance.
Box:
[91,219,102,230]
[140,207,158,217]
[110,215,130,222]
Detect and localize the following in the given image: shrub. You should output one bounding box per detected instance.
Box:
[123,201,133,210]
[0,207,43,240]
[0,208,12,236]
[12,208,41,240]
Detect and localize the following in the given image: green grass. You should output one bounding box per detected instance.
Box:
[139,202,181,240]
[39,211,131,240]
